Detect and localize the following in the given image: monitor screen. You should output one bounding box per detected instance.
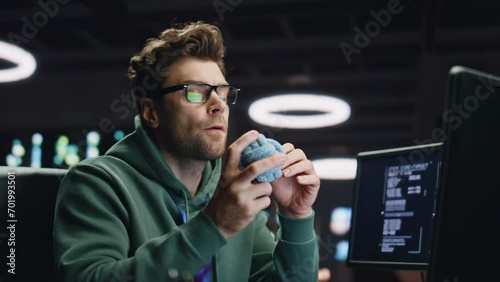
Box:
[347,142,443,270]
[427,66,500,282]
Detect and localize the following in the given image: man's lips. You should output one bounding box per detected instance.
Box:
[205,125,225,132]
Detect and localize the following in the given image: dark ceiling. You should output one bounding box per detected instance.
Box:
[1,0,500,161]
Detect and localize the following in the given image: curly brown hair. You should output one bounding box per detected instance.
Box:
[127,21,226,113]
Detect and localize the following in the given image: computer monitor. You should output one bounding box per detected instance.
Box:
[427,66,500,282]
[347,142,443,270]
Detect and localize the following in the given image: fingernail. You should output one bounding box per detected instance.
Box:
[283,168,290,176]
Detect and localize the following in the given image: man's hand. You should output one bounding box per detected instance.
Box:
[271,143,320,218]
[204,130,286,239]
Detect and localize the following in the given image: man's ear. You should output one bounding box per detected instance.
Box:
[140,98,160,129]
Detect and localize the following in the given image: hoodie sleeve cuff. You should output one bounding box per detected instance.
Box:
[277,210,316,243]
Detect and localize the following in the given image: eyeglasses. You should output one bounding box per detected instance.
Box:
[151,83,240,105]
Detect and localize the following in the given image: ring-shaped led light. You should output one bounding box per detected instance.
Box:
[0,41,37,83]
[312,158,357,180]
[248,94,351,129]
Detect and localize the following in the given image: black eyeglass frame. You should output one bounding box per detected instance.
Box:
[149,83,240,105]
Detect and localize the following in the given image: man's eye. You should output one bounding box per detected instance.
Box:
[187,91,204,102]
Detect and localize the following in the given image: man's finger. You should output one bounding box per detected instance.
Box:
[295,174,320,188]
[238,153,286,184]
[281,142,295,154]
[252,196,272,213]
[282,159,315,178]
[246,182,273,200]
[224,130,260,169]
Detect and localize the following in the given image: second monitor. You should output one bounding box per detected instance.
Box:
[347,142,442,271]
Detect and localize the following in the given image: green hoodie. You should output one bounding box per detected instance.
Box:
[53,115,319,282]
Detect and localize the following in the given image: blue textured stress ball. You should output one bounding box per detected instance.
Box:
[239,133,285,183]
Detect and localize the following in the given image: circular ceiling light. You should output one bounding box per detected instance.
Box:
[0,41,37,83]
[248,94,351,129]
[312,158,357,180]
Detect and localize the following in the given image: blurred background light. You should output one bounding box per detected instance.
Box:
[248,94,351,129]
[86,131,101,158]
[30,133,43,168]
[6,154,21,167]
[329,206,353,236]
[312,158,357,180]
[0,41,37,83]
[65,144,80,167]
[113,130,125,141]
[86,131,101,145]
[335,240,349,261]
[12,139,26,157]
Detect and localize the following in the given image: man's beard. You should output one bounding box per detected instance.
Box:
[162,124,227,161]
[188,136,226,160]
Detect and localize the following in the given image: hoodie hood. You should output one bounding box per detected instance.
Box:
[105,115,222,211]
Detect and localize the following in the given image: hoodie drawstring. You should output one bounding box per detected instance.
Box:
[183,192,189,222]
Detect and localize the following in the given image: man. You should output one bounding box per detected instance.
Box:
[53,21,320,282]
